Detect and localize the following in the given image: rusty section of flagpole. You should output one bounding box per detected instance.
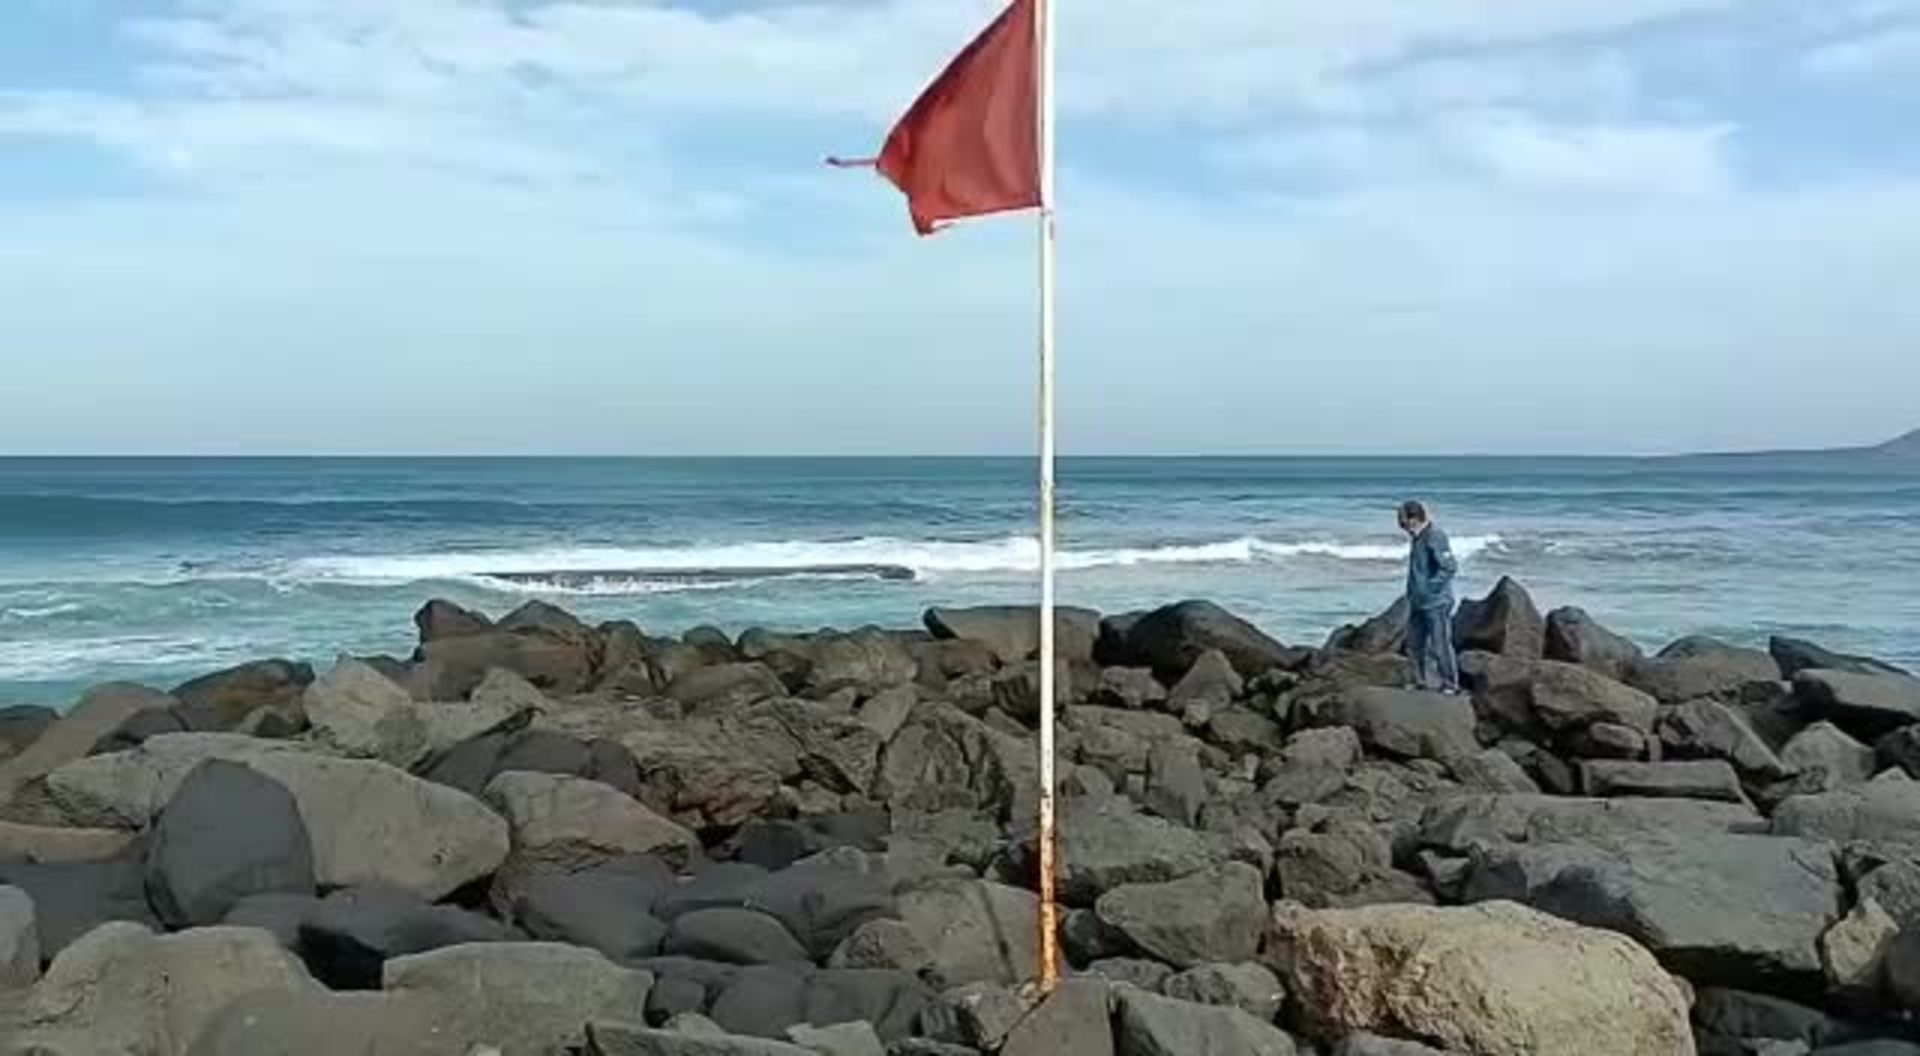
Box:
[1035,0,1061,997]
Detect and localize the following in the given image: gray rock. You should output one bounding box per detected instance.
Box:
[1446,749,1540,793]
[47,733,509,900]
[186,987,458,1056]
[1574,721,1648,760]
[1773,637,1909,680]
[922,981,1032,1049]
[924,605,1102,666]
[1309,687,1476,762]
[1876,725,1920,778]
[1168,650,1244,712]
[1020,795,1225,906]
[1112,986,1298,1056]
[415,598,494,643]
[1629,639,1781,704]
[486,770,700,877]
[1163,962,1287,1022]
[299,885,517,989]
[1001,978,1115,1056]
[511,860,675,963]
[667,908,811,965]
[1580,759,1748,803]
[144,760,315,928]
[1095,863,1266,969]
[0,706,57,759]
[804,631,920,696]
[383,941,652,1056]
[1453,577,1545,660]
[1093,668,1168,711]
[0,856,158,960]
[0,885,36,988]
[1658,699,1790,781]
[304,656,528,768]
[667,664,788,714]
[1421,793,1764,855]
[1774,781,1920,858]
[170,659,314,730]
[1544,607,1644,681]
[1332,1037,1452,1056]
[0,682,173,800]
[876,703,1035,824]
[1086,958,1175,990]
[1693,987,1848,1052]
[1464,832,1842,986]
[1860,861,1920,929]
[2,922,318,1055]
[1781,722,1877,792]
[1276,821,1396,908]
[828,919,932,974]
[1117,601,1305,680]
[1143,742,1209,828]
[1888,926,1920,1015]
[897,877,1042,988]
[1796,670,1920,737]
[1325,598,1410,657]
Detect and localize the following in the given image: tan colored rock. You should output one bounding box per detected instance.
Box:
[484,770,699,872]
[0,922,318,1055]
[306,657,528,769]
[0,684,173,802]
[0,820,136,863]
[1822,896,1898,997]
[1270,900,1695,1056]
[48,734,507,899]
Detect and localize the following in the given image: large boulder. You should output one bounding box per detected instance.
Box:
[1420,793,1764,855]
[1112,601,1305,680]
[1269,900,1694,1056]
[1016,795,1226,906]
[665,908,810,965]
[1275,820,1418,909]
[1772,636,1909,679]
[422,726,641,800]
[511,860,674,964]
[1325,599,1410,657]
[1628,638,1780,704]
[897,877,1042,988]
[1795,670,1920,737]
[0,683,174,800]
[47,733,509,900]
[414,598,494,643]
[876,703,1035,823]
[304,656,529,768]
[666,664,787,715]
[803,630,921,696]
[382,941,652,1054]
[1780,722,1877,793]
[1112,986,1298,1055]
[1463,832,1843,988]
[0,706,57,759]
[186,988,458,1056]
[1094,863,1267,969]
[0,856,159,960]
[1,923,320,1054]
[1544,608,1644,681]
[144,760,314,928]
[1774,779,1920,859]
[1453,577,1546,660]
[1657,700,1790,782]
[1580,760,1748,803]
[296,885,517,989]
[416,624,599,699]
[0,819,136,864]
[485,771,700,877]
[924,605,1101,665]
[170,659,314,730]
[1305,687,1476,762]
[1163,962,1288,1022]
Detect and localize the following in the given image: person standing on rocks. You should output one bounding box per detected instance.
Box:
[1398,499,1461,693]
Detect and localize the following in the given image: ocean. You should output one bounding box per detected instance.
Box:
[2,456,1916,705]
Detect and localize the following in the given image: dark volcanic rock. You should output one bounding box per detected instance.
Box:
[1305,687,1477,762]
[414,598,494,644]
[1580,759,1748,803]
[512,865,673,964]
[1464,832,1842,988]
[1877,726,1920,778]
[924,605,1102,665]
[1452,577,1546,660]
[1324,598,1409,657]
[169,659,314,730]
[1629,638,1781,704]
[1773,636,1909,679]
[1420,793,1764,854]
[1112,986,1298,1056]
[422,727,641,799]
[667,663,787,714]
[1693,987,1852,1053]
[0,705,57,758]
[1795,669,1920,737]
[1016,794,1225,906]
[0,854,158,959]
[1093,862,1267,968]
[666,907,811,965]
[298,885,516,989]
[1115,600,1306,680]
[145,760,314,927]
[417,630,597,698]
[1658,699,1790,781]
[1544,607,1644,681]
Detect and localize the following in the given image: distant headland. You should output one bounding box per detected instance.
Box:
[1666,426,1920,466]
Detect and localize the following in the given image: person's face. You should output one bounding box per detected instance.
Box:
[1398,511,1420,537]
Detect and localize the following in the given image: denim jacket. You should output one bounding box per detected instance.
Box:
[1406,524,1459,610]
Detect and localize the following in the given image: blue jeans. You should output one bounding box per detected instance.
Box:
[1408,603,1459,692]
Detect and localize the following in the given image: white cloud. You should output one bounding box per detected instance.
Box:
[1804,24,1920,78]
[1438,113,1735,196]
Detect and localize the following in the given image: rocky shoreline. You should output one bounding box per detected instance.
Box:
[1,579,1919,1054]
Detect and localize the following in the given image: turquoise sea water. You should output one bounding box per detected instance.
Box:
[2,456,1916,704]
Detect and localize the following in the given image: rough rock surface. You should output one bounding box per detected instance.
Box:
[1270,900,1695,1056]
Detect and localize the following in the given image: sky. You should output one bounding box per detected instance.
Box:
[1,0,1918,456]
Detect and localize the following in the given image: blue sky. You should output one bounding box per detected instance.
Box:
[2,0,1918,455]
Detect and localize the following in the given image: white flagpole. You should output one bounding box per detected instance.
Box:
[1034,0,1061,995]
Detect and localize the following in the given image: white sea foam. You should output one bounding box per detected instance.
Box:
[285,533,1502,593]
[0,635,247,681]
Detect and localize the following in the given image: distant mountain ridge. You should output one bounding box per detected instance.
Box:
[1671,427,1920,465]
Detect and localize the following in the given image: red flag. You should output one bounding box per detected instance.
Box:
[831,0,1041,235]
